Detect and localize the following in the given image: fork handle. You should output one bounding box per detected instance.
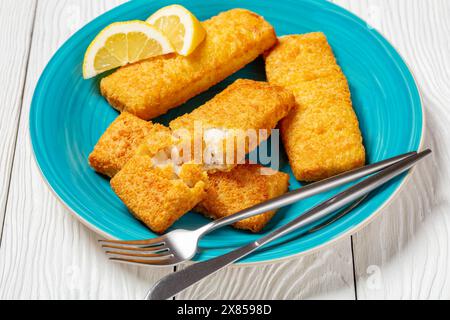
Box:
[197,151,417,236]
[147,149,431,300]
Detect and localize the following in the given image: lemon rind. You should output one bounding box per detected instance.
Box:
[82,20,174,79]
[146,5,205,56]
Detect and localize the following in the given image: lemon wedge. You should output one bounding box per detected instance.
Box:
[147,5,206,56]
[82,21,174,79]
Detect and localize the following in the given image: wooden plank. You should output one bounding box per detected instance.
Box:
[0,0,37,238]
[0,0,172,299]
[177,239,356,300]
[335,0,450,299]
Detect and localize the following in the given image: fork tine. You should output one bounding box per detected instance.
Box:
[108,254,178,266]
[105,248,170,258]
[99,237,165,247]
[101,242,165,252]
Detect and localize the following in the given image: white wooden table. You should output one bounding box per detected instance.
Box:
[0,0,448,300]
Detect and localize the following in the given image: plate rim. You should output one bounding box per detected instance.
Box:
[29,0,426,266]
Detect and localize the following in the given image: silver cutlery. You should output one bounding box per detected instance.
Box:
[146,149,431,299]
[100,150,418,267]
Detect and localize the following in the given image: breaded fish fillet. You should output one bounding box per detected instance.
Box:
[169,79,295,169]
[100,9,277,120]
[195,164,289,232]
[88,110,289,233]
[111,135,208,234]
[169,79,294,134]
[265,33,365,181]
[88,112,168,177]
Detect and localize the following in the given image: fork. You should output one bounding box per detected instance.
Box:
[146,149,431,299]
[100,150,419,266]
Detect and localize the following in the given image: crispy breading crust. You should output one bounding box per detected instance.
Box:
[100,9,277,120]
[111,155,208,234]
[88,112,157,177]
[89,111,290,233]
[195,164,289,232]
[169,79,296,167]
[170,79,295,133]
[265,33,366,181]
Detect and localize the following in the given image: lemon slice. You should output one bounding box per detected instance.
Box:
[147,5,206,56]
[83,21,174,79]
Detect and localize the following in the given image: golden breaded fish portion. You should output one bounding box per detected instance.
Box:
[88,112,169,177]
[195,164,289,232]
[88,112,288,232]
[169,79,295,169]
[111,139,208,234]
[100,9,277,120]
[265,33,365,181]
[170,79,294,133]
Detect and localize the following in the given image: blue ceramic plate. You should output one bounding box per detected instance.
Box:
[30,0,423,264]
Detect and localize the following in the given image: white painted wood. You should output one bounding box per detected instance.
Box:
[0,0,37,237]
[0,0,171,300]
[334,0,450,299]
[0,0,449,300]
[177,239,356,300]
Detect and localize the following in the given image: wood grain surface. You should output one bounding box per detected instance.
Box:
[0,0,37,237]
[0,0,448,300]
[335,0,450,299]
